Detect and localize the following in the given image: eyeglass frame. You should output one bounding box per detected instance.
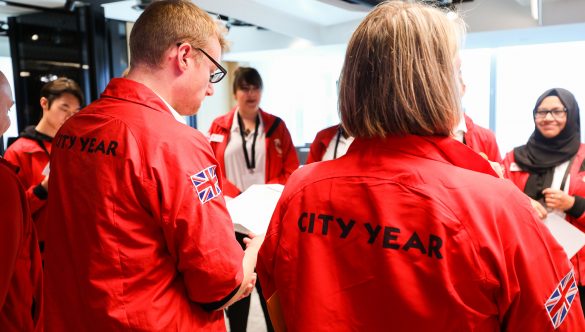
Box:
[534,108,568,119]
[176,42,227,83]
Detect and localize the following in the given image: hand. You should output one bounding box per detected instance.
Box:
[479,152,504,179]
[529,198,547,220]
[543,188,575,212]
[243,233,265,250]
[239,273,257,300]
[488,161,504,179]
[41,174,49,190]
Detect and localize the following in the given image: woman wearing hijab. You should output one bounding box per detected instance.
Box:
[503,88,585,315]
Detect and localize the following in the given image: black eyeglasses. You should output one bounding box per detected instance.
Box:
[176,42,227,83]
[534,108,567,119]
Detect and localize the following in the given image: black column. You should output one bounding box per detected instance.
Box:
[7,3,123,133]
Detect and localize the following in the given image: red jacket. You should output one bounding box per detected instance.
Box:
[44,78,244,331]
[258,135,584,331]
[208,107,299,197]
[464,114,502,163]
[0,158,43,332]
[503,144,585,286]
[306,125,339,164]
[4,132,51,252]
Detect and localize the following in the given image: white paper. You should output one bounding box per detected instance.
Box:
[226,184,283,235]
[544,212,585,258]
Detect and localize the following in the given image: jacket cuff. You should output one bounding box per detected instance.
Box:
[567,195,585,218]
[33,184,48,200]
[200,284,240,311]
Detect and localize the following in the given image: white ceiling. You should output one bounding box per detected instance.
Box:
[257,0,367,25]
[2,1,583,32]
[0,0,584,58]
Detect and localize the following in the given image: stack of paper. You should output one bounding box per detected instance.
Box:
[226,184,284,235]
[544,213,585,258]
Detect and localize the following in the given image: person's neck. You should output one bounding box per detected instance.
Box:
[127,66,178,112]
[35,119,57,138]
[237,107,259,134]
[238,107,258,121]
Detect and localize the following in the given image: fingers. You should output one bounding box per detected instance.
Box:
[488,161,504,179]
[240,273,257,299]
[542,188,557,196]
[543,189,563,209]
[530,198,547,219]
[243,234,265,249]
[242,234,255,248]
[534,202,548,219]
[477,153,503,179]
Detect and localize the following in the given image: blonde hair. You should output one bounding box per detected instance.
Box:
[129,0,227,69]
[339,1,464,138]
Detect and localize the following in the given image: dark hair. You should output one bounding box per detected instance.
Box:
[233,67,263,94]
[40,77,84,108]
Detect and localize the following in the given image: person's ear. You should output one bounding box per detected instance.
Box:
[176,44,192,71]
[40,97,49,112]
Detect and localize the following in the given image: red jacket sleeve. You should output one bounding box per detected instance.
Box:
[0,170,22,308]
[142,133,244,304]
[305,137,323,164]
[256,192,286,300]
[482,130,502,163]
[207,120,242,198]
[566,147,585,227]
[266,121,299,185]
[481,187,584,330]
[3,146,47,215]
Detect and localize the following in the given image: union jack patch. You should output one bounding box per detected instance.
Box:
[190,165,222,204]
[545,269,578,329]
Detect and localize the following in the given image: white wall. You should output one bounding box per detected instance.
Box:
[197,63,233,134]
[223,22,585,154]
[248,51,344,146]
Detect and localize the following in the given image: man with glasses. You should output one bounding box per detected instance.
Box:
[44,1,262,331]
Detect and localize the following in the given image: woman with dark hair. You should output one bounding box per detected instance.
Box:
[208,67,298,332]
[256,2,584,331]
[503,88,585,315]
[208,67,299,198]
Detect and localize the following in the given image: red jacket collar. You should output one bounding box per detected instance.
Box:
[101,78,172,117]
[463,113,475,132]
[349,135,498,178]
